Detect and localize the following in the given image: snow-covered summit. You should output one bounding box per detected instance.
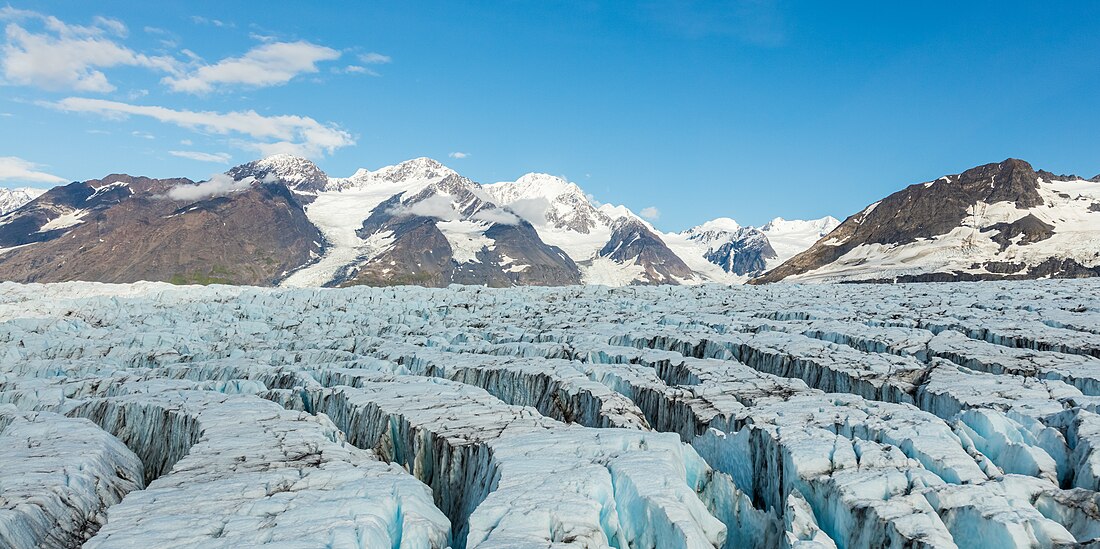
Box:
[486,173,611,234]
[695,217,742,233]
[761,216,840,235]
[226,154,329,192]
[759,215,842,268]
[327,157,458,192]
[0,187,47,215]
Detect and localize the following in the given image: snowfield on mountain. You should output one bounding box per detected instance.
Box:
[2,279,1100,548]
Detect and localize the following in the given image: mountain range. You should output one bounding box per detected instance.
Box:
[0,155,1095,286]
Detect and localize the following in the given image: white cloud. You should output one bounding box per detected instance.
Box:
[163,41,340,93]
[131,130,154,139]
[448,152,470,159]
[472,208,520,225]
[0,156,67,183]
[179,138,192,145]
[639,206,660,220]
[46,97,355,158]
[359,52,391,64]
[166,173,253,201]
[507,197,550,225]
[387,194,459,220]
[189,16,231,28]
[0,8,179,92]
[169,150,232,164]
[339,65,377,76]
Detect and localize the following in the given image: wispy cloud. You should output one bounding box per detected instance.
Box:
[472,208,520,225]
[338,65,375,76]
[0,156,67,183]
[45,97,355,158]
[131,130,155,139]
[0,7,179,92]
[387,194,459,220]
[359,52,391,64]
[188,16,232,28]
[339,52,392,77]
[639,206,660,220]
[163,41,340,93]
[166,173,252,201]
[169,150,232,164]
[448,152,470,159]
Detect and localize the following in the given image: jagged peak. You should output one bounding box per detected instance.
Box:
[228,154,328,192]
[369,157,456,183]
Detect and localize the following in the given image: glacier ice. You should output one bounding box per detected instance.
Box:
[1,279,1100,547]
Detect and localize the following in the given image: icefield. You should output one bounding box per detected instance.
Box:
[2,280,1100,548]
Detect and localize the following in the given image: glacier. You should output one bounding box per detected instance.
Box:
[1,279,1100,547]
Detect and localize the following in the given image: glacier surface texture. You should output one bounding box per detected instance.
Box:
[2,280,1100,548]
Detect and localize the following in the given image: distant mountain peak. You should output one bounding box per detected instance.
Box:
[376,157,456,183]
[761,216,840,234]
[692,217,741,234]
[0,187,48,216]
[487,173,611,234]
[227,155,328,192]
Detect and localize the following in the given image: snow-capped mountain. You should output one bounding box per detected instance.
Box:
[485,173,612,234]
[756,159,1100,283]
[259,158,579,288]
[760,216,840,269]
[0,187,47,215]
[682,220,776,276]
[226,153,329,192]
[0,154,853,287]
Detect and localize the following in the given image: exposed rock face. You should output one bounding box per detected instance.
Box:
[756,159,1100,283]
[986,213,1055,251]
[600,218,695,284]
[0,175,322,285]
[0,177,137,248]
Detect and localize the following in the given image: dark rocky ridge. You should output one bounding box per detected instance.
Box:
[755,159,1061,284]
[840,258,1100,283]
[0,175,322,285]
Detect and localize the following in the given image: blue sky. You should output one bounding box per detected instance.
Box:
[1,2,1098,229]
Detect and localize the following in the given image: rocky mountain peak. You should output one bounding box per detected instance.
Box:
[375,157,456,184]
[955,158,1042,207]
[227,155,329,192]
[486,173,611,234]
